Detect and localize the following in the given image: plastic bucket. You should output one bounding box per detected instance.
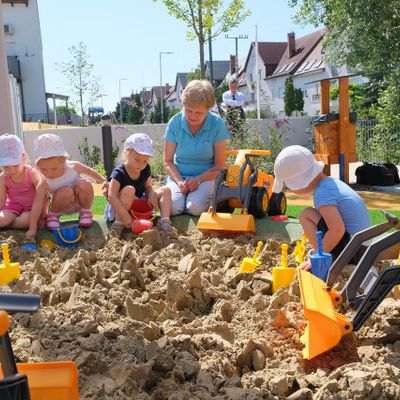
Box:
[52,225,82,248]
[132,219,153,234]
[130,199,154,220]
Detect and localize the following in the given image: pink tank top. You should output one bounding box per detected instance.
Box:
[5,165,36,207]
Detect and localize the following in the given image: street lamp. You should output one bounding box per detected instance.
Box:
[225,34,248,76]
[159,51,173,123]
[118,78,127,124]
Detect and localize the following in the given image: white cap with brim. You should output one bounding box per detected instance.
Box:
[34,134,69,164]
[0,134,25,167]
[124,133,154,156]
[272,145,325,193]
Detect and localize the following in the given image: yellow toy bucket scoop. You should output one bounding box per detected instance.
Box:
[272,243,296,293]
[239,241,263,273]
[298,269,353,359]
[0,243,20,285]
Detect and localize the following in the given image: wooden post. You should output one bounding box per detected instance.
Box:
[320,79,330,114]
[338,77,350,183]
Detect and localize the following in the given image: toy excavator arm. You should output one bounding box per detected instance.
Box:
[340,229,400,304]
[327,211,399,286]
[350,265,400,331]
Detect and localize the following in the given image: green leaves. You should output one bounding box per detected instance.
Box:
[152,0,251,78]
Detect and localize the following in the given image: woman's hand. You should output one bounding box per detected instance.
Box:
[178,180,189,193]
[147,191,159,211]
[185,177,200,192]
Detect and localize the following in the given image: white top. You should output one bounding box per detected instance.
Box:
[46,162,80,194]
[222,90,245,107]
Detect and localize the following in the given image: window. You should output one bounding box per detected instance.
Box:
[297,61,308,73]
[313,59,323,69]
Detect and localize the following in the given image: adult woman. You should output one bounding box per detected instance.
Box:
[164,80,229,215]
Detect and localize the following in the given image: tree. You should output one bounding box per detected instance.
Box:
[288,0,400,130]
[294,88,304,114]
[57,42,103,122]
[152,0,251,78]
[54,105,77,115]
[284,77,304,115]
[150,97,170,123]
[128,93,144,124]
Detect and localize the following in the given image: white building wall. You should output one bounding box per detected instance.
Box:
[2,0,47,121]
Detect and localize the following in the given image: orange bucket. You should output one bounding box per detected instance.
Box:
[130,199,154,220]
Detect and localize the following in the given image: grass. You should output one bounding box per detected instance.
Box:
[62,196,400,225]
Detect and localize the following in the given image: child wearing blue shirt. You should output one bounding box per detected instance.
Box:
[272,145,371,267]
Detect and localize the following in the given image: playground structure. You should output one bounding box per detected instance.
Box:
[313,76,357,183]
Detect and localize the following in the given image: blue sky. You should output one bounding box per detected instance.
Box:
[37,0,318,113]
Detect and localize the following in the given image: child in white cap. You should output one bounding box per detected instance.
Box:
[0,134,46,238]
[34,134,107,229]
[272,145,371,268]
[107,133,177,238]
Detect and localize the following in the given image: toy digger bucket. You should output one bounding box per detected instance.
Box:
[298,269,353,359]
[2,362,79,400]
[197,210,255,233]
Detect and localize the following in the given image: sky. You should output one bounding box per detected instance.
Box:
[37,0,319,113]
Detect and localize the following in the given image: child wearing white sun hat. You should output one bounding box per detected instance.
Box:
[34,133,108,229]
[272,145,371,268]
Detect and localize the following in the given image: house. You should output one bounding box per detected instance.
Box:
[139,89,152,115]
[205,60,230,86]
[146,84,173,113]
[2,0,48,122]
[241,41,286,108]
[165,72,189,111]
[265,30,325,115]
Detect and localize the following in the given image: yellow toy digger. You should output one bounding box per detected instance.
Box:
[299,212,400,359]
[197,149,287,232]
[0,293,79,399]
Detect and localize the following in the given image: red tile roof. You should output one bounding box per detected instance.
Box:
[269,29,326,78]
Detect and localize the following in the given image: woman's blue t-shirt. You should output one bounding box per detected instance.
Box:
[314,177,371,235]
[164,111,229,178]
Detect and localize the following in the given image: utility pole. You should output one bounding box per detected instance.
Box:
[159,51,173,123]
[225,34,248,76]
[255,25,261,120]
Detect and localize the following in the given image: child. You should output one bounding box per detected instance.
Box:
[34,133,107,229]
[0,134,46,238]
[272,145,371,268]
[107,133,177,238]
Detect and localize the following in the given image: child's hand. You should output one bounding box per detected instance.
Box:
[148,192,159,211]
[298,259,312,271]
[178,180,189,193]
[101,181,109,197]
[25,228,37,239]
[122,213,133,228]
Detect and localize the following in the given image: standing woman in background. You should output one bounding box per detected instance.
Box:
[163,80,229,216]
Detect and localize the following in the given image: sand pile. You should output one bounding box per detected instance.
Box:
[1,230,400,399]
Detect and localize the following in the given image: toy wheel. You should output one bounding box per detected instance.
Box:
[248,187,269,218]
[268,192,287,216]
[216,200,234,213]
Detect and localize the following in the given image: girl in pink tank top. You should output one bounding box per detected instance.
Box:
[0,134,47,238]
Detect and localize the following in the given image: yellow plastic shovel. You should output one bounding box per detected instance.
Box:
[272,243,296,293]
[239,241,263,273]
[0,243,20,285]
[293,234,307,264]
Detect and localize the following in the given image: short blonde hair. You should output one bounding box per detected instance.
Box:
[180,79,215,109]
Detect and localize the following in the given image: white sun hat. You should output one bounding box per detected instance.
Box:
[272,145,325,193]
[0,134,25,167]
[34,134,69,164]
[124,133,154,156]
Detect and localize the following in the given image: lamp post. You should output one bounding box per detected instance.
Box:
[159,51,173,123]
[225,34,248,76]
[118,78,127,124]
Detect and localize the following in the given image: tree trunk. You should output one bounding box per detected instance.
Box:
[199,36,205,79]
